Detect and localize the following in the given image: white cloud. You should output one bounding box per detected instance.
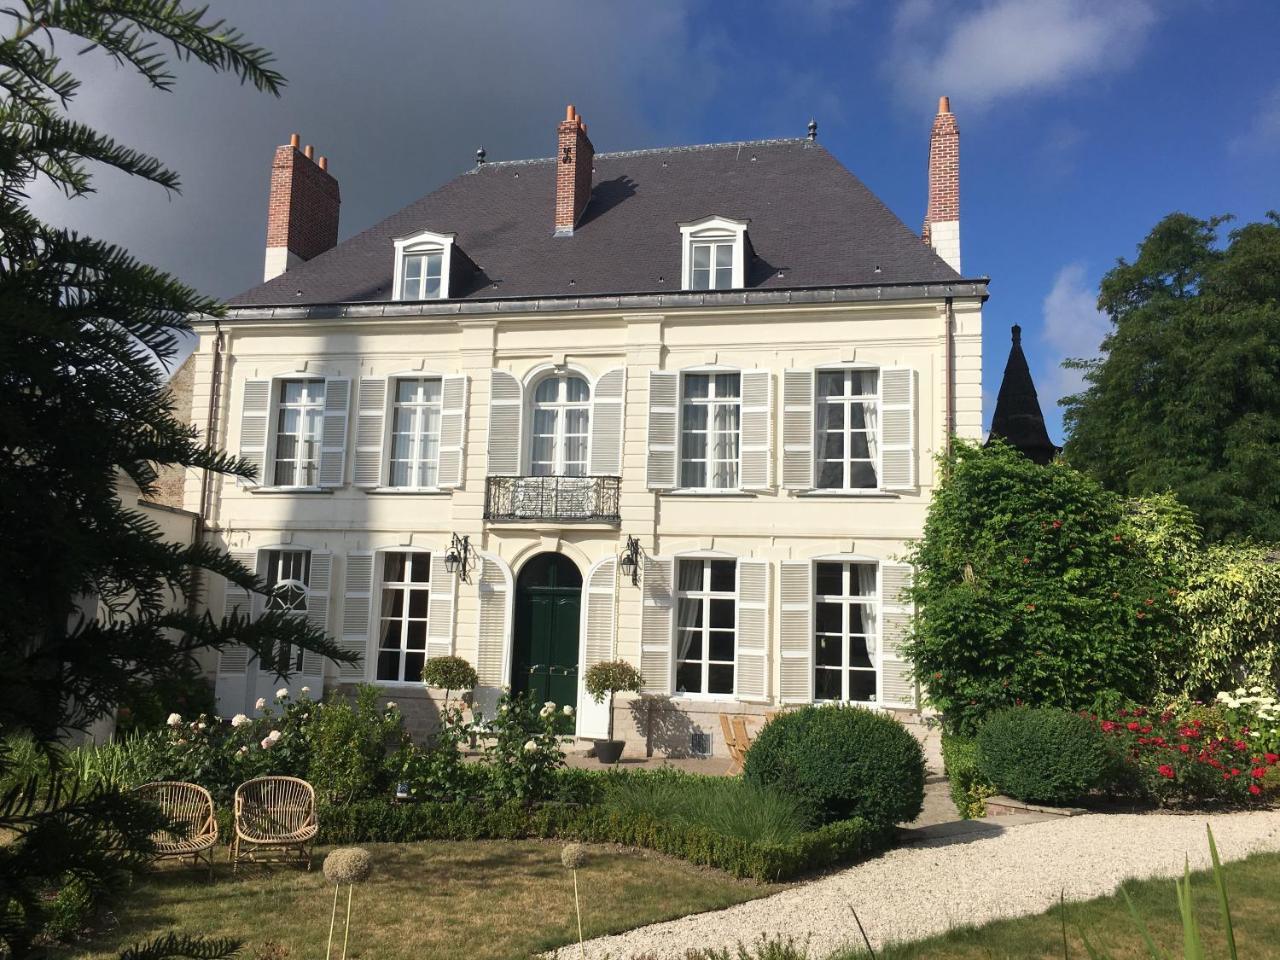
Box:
[890,0,1157,109]
[1230,83,1280,156]
[1041,262,1109,401]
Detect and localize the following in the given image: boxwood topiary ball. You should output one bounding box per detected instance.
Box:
[743,705,925,829]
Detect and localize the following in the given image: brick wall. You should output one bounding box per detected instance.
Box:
[150,352,195,509]
[922,96,959,240]
[554,105,594,233]
[266,137,340,263]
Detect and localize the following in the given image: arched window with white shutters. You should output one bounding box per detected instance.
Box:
[528,373,590,476]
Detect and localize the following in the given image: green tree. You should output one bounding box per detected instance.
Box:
[903,440,1175,735]
[0,3,355,955]
[1062,212,1280,542]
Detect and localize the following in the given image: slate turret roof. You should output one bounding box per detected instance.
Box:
[988,323,1059,465]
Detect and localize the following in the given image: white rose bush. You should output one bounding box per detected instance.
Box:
[472,689,570,805]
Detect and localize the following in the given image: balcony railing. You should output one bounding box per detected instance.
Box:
[484,475,622,523]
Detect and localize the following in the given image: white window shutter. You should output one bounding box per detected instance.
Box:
[219,549,258,673]
[779,560,814,703]
[880,562,917,708]
[475,557,509,685]
[645,371,679,490]
[781,369,815,490]
[339,552,373,681]
[639,555,674,693]
[880,367,916,491]
[589,367,626,476]
[353,378,387,488]
[739,370,773,491]
[318,378,351,487]
[487,370,523,477]
[426,551,456,659]
[301,551,332,677]
[237,380,271,487]
[578,559,618,739]
[736,559,769,700]
[438,374,469,488]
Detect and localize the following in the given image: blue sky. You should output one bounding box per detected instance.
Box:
[31,0,1280,440]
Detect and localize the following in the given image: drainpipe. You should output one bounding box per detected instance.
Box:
[943,296,955,455]
[187,319,224,618]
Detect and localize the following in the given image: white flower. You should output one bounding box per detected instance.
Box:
[1216,692,1230,702]
[544,700,556,710]
[499,705,508,714]
[1250,686,1263,694]
[539,704,554,718]
[523,739,538,753]
[255,697,267,710]
[260,736,274,750]
[267,729,282,743]
[176,738,187,746]
[166,713,182,727]
[386,701,399,711]
[276,687,289,699]
[563,705,575,717]
[238,745,249,755]
[300,685,311,695]
[231,713,250,728]
[196,722,207,731]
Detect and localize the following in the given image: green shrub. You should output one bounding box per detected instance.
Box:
[40,875,95,942]
[472,691,567,805]
[904,440,1176,735]
[940,732,994,819]
[420,655,478,699]
[742,705,924,829]
[603,769,811,846]
[976,707,1108,805]
[307,685,406,804]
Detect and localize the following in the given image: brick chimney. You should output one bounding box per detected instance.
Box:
[263,133,340,282]
[922,96,960,273]
[554,105,594,235]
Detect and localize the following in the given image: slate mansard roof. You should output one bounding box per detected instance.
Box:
[229,138,969,308]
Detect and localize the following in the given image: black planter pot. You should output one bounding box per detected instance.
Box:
[594,739,625,764]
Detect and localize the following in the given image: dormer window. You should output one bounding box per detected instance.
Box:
[393,229,456,301]
[679,216,748,292]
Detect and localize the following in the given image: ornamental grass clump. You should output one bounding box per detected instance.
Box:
[976,706,1108,805]
[324,846,372,960]
[560,843,589,959]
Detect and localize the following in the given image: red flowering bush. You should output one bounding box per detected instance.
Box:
[1097,704,1280,806]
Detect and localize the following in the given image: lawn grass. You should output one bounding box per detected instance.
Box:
[830,850,1280,960]
[55,840,776,960]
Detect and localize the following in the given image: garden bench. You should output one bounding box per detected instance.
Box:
[134,781,219,878]
[232,775,317,872]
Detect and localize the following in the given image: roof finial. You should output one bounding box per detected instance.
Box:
[1012,323,1022,344]
[807,118,818,141]
[476,147,486,166]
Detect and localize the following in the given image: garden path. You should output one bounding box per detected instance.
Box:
[567,808,1280,959]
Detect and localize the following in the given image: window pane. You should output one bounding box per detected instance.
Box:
[565,409,589,434]
[396,379,419,403]
[405,620,427,650]
[535,378,559,403]
[389,460,411,487]
[408,589,430,618]
[850,462,878,488]
[849,670,876,701]
[709,560,736,592]
[677,629,703,661]
[280,380,305,404]
[420,378,442,403]
[379,620,400,650]
[821,431,844,460]
[849,433,871,459]
[848,403,869,430]
[708,630,735,662]
[682,404,708,431]
[850,370,879,395]
[683,374,709,399]
[815,668,842,700]
[384,553,407,582]
[410,555,431,583]
[817,372,845,397]
[707,664,734,694]
[817,460,843,489]
[824,403,845,429]
[566,377,590,402]
[692,244,711,269]
[424,275,442,299]
[815,563,843,596]
[404,652,426,683]
[692,267,710,290]
[709,598,734,629]
[849,635,873,669]
[677,560,703,592]
[675,662,702,695]
[714,373,740,398]
[388,591,404,618]
[680,460,705,487]
[403,255,422,281]
[714,266,732,290]
[424,253,442,279]
[849,604,866,635]
[714,243,733,268]
[377,651,400,682]
[815,602,842,634]
[816,634,842,667]
[274,458,296,486]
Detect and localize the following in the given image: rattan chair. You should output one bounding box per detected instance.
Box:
[134,781,219,878]
[231,776,317,871]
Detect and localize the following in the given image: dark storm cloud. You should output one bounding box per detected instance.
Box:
[27,1,714,302]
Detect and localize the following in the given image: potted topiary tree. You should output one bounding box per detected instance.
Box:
[421,654,479,711]
[583,659,644,765]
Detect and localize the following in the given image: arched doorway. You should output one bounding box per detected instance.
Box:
[512,553,582,712]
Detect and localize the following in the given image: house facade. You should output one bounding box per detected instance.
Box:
[180,99,984,756]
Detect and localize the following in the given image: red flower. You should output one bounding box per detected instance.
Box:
[1022,557,1030,565]
[1179,744,1191,753]
[1266,753,1279,764]
[1052,520,1062,529]
[1153,737,1166,746]
[1137,611,1146,619]
[1250,784,1262,796]
[1119,709,1130,717]
[1230,768,1241,777]
[1158,764,1175,779]
[1234,741,1248,752]
[1101,721,1116,732]
[1252,767,1267,779]
[1127,721,1141,731]
[1140,725,1152,734]
[933,672,942,680]
[1134,708,1147,717]
[1113,534,1123,542]
[1025,603,1036,612]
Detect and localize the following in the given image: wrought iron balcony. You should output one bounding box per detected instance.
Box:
[484,475,621,523]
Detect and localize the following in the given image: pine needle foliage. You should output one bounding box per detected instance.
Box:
[0,3,352,955]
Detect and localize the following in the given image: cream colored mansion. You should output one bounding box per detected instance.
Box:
[180,100,984,755]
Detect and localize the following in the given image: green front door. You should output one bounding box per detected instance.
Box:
[512,553,582,714]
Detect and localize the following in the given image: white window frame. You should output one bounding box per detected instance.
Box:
[373,549,433,686]
[678,368,742,492]
[678,216,748,291]
[814,366,882,492]
[262,548,311,674]
[526,371,592,477]
[811,557,882,706]
[386,376,445,489]
[392,229,455,301]
[270,378,326,488]
[673,553,738,700]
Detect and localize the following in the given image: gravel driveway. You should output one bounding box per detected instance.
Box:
[568,810,1280,959]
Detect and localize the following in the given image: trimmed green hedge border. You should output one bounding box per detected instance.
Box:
[315,799,889,883]
[940,733,994,820]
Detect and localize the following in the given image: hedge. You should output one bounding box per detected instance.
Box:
[940,733,994,819]
[316,798,889,883]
